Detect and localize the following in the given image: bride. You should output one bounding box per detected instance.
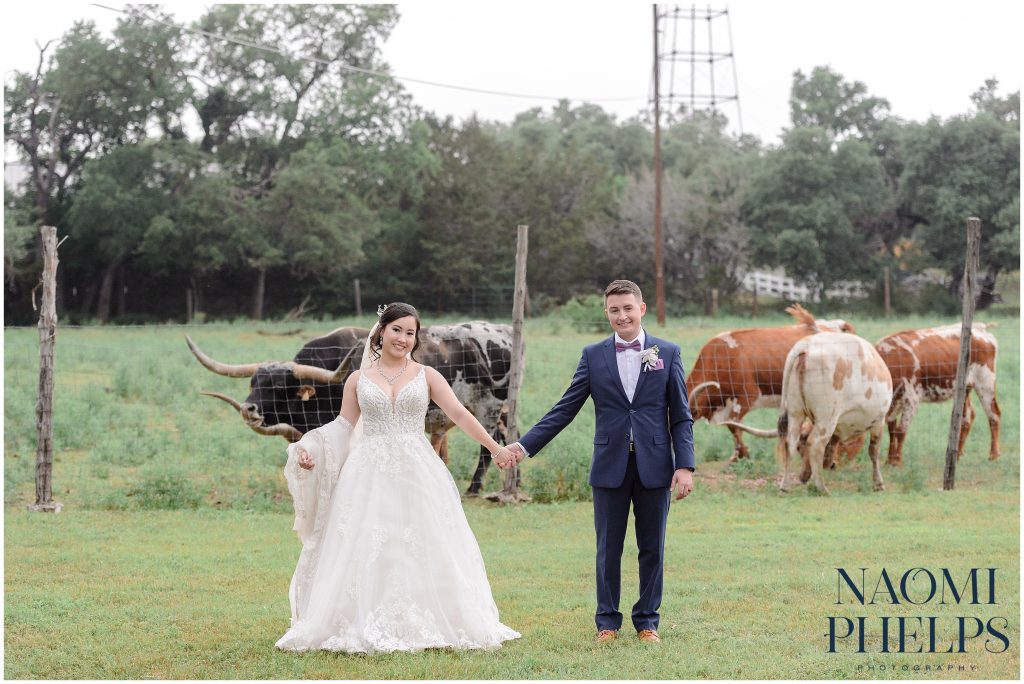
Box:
[275,302,520,654]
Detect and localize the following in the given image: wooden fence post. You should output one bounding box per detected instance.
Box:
[354,278,362,317]
[943,217,981,491]
[488,225,530,504]
[29,226,62,513]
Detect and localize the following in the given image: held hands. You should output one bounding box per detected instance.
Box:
[494,443,526,469]
[296,446,314,470]
[671,468,694,501]
[491,446,515,469]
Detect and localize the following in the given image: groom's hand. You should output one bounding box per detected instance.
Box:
[671,468,694,501]
[507,443,526,466]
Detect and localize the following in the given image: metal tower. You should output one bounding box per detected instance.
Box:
[653,4,743,133]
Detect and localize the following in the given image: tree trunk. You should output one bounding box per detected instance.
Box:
[251,267,266,320]
[96,260,119,325]
[190,274,203,320]
[116,264,127,318]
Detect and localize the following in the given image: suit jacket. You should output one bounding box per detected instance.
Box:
[519,331,694,488]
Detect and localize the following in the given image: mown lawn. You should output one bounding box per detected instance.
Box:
[4,312,1019,678]
[4,491,1018,679]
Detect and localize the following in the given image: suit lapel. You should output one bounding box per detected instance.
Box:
[601,336,629,403]
[631,330,654,404]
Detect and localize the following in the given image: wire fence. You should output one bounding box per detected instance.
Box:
[3,311,1017,510]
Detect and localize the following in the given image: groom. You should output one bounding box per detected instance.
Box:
[505,279,694,644]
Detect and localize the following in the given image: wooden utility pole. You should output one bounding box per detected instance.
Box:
[487,225,530,504]
[652,5,666,326]
[30,226,62,513]
[943,218,981,491]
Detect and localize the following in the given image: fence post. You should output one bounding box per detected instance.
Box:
[943,217,981,491]
[488,225,530,503]
[29,226,62,513]
[353,278,362,317]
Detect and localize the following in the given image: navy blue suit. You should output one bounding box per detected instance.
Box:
[519,330,694,632]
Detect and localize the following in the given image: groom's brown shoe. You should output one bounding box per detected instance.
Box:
[637,629,661,643]
[596,629,618,644]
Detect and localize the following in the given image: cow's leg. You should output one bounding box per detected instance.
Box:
[973,382,1002,460]
[777,418,802,493]
[726,424,750,462]
[868,424,885,492]
[430,431,449,465]
[465,425,503,497]
[889,392,919,466]
[797,422,813,482]
[885,399,902,464]
[804,428,831,495]
[956,393,976,460]
[823,436,839,470]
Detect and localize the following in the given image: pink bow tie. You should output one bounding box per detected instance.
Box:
[614,340,641,353]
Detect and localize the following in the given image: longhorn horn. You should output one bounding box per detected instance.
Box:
[688,381,720,404]
[288,343,362,384]
[186,336,263,378]
[200,391,303,442]
[722,420,779,438]
[250,422,303,442]
[200,391,243,411]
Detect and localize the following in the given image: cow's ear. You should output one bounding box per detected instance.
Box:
[297,385,317,401]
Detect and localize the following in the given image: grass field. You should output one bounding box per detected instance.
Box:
[4,312,1020,678]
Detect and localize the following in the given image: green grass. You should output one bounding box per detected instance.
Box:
[4,313,1019,506]
[4,493,1018,679]
[4,313,1019,678]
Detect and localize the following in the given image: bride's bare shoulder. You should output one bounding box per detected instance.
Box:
[345,369,362,387]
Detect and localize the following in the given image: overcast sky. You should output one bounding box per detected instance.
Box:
[3,0,1022,160]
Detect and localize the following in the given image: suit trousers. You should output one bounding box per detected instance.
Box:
[592,450,671,632]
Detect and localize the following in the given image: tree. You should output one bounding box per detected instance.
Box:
[246,140,380,318]
[4,12,189,228]
[900,109,1019,303]
[589,111,754,310]
[789,66,891,141]
[744,127,893,298]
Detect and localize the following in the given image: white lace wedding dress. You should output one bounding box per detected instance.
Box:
[275,367,520,654]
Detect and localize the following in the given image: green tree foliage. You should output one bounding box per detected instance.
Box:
[591,111,755,310]
[3,7,1018,325]
[789,66,891,141]
[745,127,893,297]
[900,105,1020,294]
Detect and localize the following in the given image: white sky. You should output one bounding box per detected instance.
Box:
[3,0,1022,160]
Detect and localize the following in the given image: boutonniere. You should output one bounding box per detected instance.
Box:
[640,345,661,371]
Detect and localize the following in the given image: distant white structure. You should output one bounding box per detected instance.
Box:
[4,159,29,190]
[740,267,868,302]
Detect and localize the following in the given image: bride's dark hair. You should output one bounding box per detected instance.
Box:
[369,302,422,362]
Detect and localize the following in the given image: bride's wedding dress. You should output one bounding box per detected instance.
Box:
[275,367,520,654]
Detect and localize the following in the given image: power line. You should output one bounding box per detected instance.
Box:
[91,3,646,105]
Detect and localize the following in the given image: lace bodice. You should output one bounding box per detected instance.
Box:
[357,367,429,437]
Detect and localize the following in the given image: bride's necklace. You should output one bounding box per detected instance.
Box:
[376,358,410,386]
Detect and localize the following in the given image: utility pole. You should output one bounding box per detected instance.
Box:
[652,5,666,326]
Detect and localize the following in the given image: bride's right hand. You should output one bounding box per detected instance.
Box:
[297,446,314,470]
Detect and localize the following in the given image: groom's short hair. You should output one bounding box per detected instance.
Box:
[604,279,643,302]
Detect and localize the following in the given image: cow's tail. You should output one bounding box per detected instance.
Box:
[785,303,820,332]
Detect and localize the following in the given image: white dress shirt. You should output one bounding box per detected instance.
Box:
[614,330,645,402]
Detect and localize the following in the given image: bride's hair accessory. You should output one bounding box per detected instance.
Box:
[377,304,388,317]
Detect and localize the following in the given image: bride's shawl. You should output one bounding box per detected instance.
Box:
[282,415,353,623]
